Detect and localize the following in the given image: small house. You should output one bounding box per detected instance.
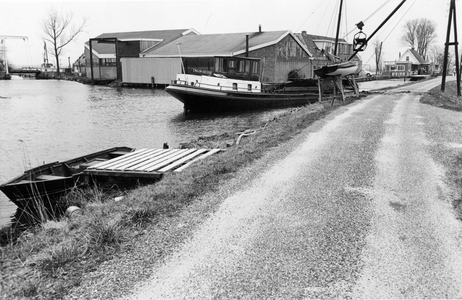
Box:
[383,48,430,76]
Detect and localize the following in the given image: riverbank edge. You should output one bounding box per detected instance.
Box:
[0,94,362,299]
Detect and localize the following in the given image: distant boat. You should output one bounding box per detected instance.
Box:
[0,146,134,212]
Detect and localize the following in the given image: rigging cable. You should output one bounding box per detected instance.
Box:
[315,0,335,35]
[296,0,327,32]
[359,0,418,71]
[327,0,340,39]
[341,0,392,39]
[344,0,349,41]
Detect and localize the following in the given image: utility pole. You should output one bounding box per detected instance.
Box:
[442,0,460,96]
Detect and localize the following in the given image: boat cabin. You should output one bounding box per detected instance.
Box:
[183,56,261,81]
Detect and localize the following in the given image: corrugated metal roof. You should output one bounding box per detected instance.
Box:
[86,29,198,56]
[143,31,311,57]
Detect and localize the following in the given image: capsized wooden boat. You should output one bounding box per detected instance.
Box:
[0,146,134,211]
[314,61,359,78]
[166,73,319,113]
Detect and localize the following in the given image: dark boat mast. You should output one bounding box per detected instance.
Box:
[333,0,343,57]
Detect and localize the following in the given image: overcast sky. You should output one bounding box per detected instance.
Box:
[0,0,457,70]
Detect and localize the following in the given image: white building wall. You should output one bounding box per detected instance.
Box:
[121,57,182,85]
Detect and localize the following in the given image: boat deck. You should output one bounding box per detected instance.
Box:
[83,148,222,179]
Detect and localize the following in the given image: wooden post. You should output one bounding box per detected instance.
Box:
[442,0,460,96]
[115,38,121,82]
[334,76,345,101]
[347,76,359,96]
[89,38,94,83]
[318,78,323,102]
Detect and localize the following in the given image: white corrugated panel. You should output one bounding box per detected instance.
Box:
[121,57,182,85]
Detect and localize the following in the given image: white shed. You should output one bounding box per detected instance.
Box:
[121,57,182,85]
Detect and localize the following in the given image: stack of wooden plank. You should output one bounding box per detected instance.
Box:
[84,148,222,179]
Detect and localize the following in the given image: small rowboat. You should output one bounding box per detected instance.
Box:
[314,61,358,78]
[0,146,134,212]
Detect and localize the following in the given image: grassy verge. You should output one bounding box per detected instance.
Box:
[0,96,361,299]
[420,80,462,220]
[420,80,462,111]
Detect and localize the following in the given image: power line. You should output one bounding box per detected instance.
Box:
[296,0,326,32]
[341,0,393,39]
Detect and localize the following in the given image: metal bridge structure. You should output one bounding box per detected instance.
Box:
[0,35,29,76]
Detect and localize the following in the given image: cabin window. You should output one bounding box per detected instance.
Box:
[252,61,259,74]
[215,58,225,72]
[228,60,235,69]
[233,83,238,90]
[247,84,252,91]
[238,60,245,73]
[245,60,251,73]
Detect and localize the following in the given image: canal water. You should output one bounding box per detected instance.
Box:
[0,76,295,228]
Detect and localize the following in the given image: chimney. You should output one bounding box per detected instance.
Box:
[246,35,249,57]
[302,30,307,35]
[259,25,262,33]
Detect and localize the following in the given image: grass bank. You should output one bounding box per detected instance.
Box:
[420,80,462,219]
[0,96,360,299]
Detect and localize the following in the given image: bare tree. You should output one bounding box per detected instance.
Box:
[373,40,383,74]
[42,8,87,78]
[400,18,437,59]
[400,19,418,50]
[429,45,453,74]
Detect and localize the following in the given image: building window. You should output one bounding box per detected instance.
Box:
[215,58,225,72]
[252,61,259,74]
[397,65,405,71]
[99,58,116,66]
[245,60,251,73]
[238,60,245,73]
[228,59,235,69]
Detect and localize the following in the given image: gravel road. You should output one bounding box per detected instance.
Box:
[122,77,462,299]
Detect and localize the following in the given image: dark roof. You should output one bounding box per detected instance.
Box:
[86,29,198,56]
[143,30,311,57]
[408,48,427,64]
